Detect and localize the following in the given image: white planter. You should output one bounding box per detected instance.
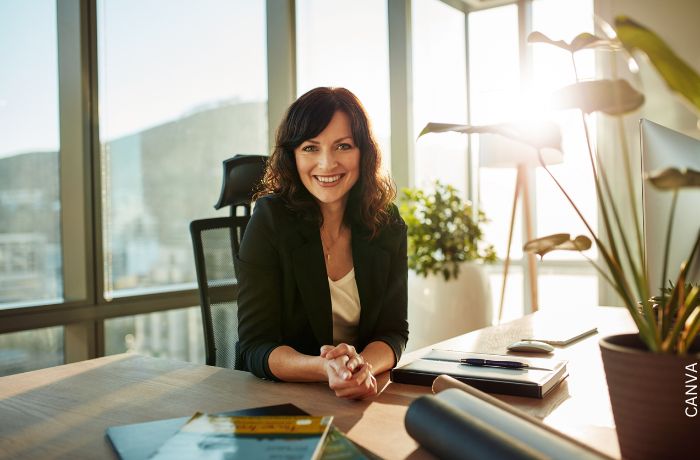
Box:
[406,262,492,352]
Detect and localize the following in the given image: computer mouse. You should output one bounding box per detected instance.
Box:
[507,340,554,354]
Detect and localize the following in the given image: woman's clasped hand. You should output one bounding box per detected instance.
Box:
[320,344,377,400]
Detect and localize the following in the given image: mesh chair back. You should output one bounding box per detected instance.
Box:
[190,216,249,368]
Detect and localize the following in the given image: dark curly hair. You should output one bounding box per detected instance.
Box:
[256,87,396,238]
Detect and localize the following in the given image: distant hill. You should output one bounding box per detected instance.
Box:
[0,99,267,296]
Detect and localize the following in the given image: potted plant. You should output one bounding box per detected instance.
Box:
[420,17,700,460]
[400,180,496,351]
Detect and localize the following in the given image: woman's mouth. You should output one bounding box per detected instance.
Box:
[314,174,344,186]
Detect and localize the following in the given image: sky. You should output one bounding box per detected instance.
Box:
[0,0,594,157]
[0,0,504,159]
[0,0,267,157]
[0,0,60,157]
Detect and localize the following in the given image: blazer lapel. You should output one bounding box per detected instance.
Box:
[290,221,333,346]
[353,227,390,344]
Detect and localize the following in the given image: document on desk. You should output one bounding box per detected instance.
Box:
[106,403,377,460]
[149,414,333,460]
[391,350,568,398]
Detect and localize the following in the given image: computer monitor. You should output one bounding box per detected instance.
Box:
[640,119,700,295]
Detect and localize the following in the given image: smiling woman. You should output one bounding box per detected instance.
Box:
[237,87,408,400]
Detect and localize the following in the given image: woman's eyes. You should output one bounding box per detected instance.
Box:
[300,143,354,152]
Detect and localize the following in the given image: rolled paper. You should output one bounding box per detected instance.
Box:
[405,395,546,460]
[403,376,609,459]
[432,374,601,454]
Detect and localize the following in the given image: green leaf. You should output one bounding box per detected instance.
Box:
[400,180,496,278]
[527,31,569,51]
[552,79,644,115]
[569,32,612,52]
[615,16,700,114]
[419,121,562,151]
[528,31,612,53]
[523,233,592,258]
[646,167,700,189]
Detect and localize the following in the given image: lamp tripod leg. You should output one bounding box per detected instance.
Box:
[497,173,521,324]
[520,164,538,313]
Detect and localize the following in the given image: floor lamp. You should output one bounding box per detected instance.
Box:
[479,134,563,322]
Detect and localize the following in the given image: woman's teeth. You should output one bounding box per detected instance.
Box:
[315,175,341,183]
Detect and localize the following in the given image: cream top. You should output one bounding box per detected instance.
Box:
[328,268,361,345]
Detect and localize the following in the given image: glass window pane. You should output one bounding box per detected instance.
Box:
[487,266,523,323]
[104,307,204,363]
[412,0,468,192]
[296,0,391,168]
[0,1,62,307]
[97,0,268,298]
[532,0,597,261]
[0,327,64,377]
[468,5,520,126]
[538,272,598,310]
[469,5,521,259]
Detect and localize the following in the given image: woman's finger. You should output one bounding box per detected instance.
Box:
[328,355,351,379]
[345,354,365,372]
[334,364,374,397]
[319,345,335,358]
[351,363,371,385]
[324,343,356,360]
[335,372,377,399]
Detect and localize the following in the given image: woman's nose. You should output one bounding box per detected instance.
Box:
[318,149,338,169]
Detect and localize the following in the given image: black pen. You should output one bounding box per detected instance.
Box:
[461,358,529,369]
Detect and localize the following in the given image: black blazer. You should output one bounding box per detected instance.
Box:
[237,195,408,380]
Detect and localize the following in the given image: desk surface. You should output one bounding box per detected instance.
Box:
[0,307,635,459]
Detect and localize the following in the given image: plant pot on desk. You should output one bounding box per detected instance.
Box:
[406,262,492,352]
[599,334,699,460]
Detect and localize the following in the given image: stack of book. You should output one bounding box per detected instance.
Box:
[391,349,568,398]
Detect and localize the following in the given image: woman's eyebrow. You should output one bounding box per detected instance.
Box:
[302,136,353,145]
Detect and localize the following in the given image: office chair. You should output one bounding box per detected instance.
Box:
[190,154,267,368]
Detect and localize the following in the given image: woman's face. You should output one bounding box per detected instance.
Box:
[294,110,360,211]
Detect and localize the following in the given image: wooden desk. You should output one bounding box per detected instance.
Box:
[0,307,635,459]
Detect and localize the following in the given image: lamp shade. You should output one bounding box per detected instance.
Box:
[479,133,564,168]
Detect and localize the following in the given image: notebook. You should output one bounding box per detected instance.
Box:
[390,350,568,398]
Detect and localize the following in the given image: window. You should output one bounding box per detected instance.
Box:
[0,0,603,378]
[468,4,523,320]
[296,0,391,167]
[0,0,62,307]
[97,0,268,298]
[468,0,597,320]
[104,307,204,363]
[531,0,597,310]
[0,327,63,377]
[412,0,468,192]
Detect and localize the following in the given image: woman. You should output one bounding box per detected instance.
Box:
[237,87,408,399]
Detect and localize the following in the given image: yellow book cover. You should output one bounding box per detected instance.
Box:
[149,414,334,460]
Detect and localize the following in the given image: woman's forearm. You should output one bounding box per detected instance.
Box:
[360,341,396,375]
[267,345,328,382]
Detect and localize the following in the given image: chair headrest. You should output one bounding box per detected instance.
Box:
[214,154,267,210]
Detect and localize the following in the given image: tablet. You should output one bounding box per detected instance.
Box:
[521,318,598,346]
